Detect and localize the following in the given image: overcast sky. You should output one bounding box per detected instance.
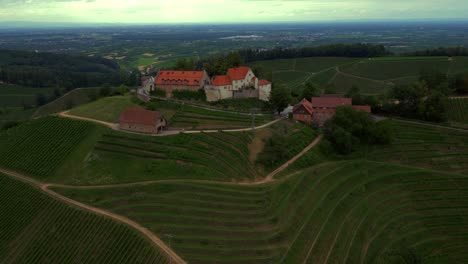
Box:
[0,0,467,24]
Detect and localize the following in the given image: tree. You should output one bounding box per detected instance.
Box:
[116,84,129,95]
[324,106,392,154]
[36,93,48,106]
[302,82,321,99]
[419,91,448,122]
[270,84,291,114]
[345,85,363,105]
[99,84,111,97]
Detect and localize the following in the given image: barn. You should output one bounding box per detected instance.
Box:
[119,107,167,134]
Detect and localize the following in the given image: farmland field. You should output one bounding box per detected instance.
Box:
[0,116,96,179]
[447,98,468,124]
[0,173,168,264]
[54,160,468,264]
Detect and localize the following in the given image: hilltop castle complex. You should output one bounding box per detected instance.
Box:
[141,66,271,102]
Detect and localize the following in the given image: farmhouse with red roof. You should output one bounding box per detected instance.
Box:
[293,95,371,126]
[119,107,167,134]
[205,66,272,102]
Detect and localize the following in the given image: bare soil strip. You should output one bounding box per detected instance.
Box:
[258,135,323,183]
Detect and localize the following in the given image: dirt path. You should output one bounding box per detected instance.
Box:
[0,168,187,264]
[59,110,284,136]
[59,111,119,130]
[258,135,323,184]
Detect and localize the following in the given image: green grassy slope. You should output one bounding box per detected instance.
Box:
[54,160,468,264]
[68,96,139,123]
[0,173,167,264]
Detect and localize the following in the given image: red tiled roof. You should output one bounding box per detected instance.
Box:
[311,97,352,108]
[212,75,232,86]
[293,98,313,115]
[227,66,251,80]
[119,107,161,126]
[259,79,271,86]
[353,105,372,113]
[156,70,205,86]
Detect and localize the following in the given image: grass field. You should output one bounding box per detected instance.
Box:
[0,173,167,264]
[147,100,274,130]
[69,96,139,123]
[33,88,101,117]
[447,98,468,124]
[0,116,96,179]
[54,160,468,263]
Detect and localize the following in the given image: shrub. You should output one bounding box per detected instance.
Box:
[172,89,206,101]
[324,106,392,154]
[150,88,166,97]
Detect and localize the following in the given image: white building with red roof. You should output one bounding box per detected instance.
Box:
[205,66,272,102]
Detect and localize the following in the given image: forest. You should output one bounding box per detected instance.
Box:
[0,50,138,89]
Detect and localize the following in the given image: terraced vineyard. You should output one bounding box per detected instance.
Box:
[250,56,468,95]
[149,100,273,130]
[0,173,168,264]
[70,129,258,184]
[367,121,468,174]
[340,57,451,80]
[0,116,95,178]
[447,98,468,123]
[54,160,468,263]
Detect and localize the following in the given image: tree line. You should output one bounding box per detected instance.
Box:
[404,47,468,57]
[171,43,390,76]
[238,43,390,62]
